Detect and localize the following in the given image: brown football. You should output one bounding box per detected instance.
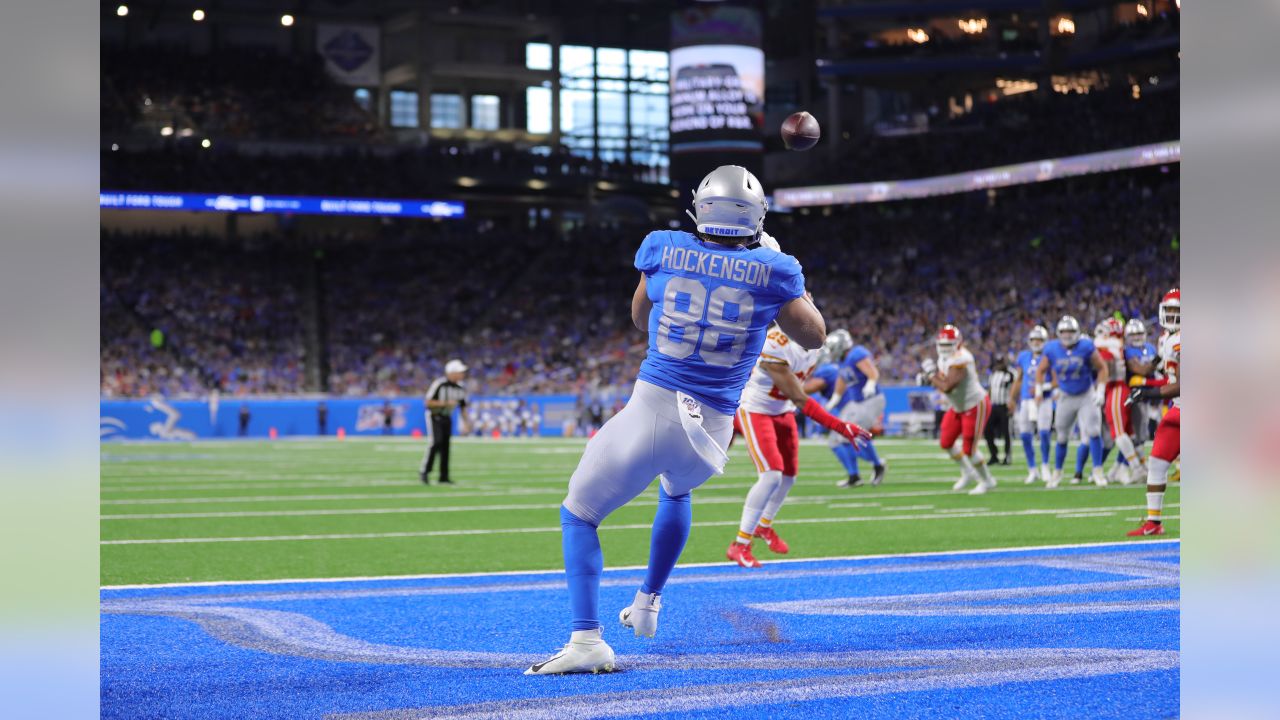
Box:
[781,111,821,151]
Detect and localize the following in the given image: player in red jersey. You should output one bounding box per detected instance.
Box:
[921,325,999,495]
[729,324,871,568]
[1127,289,1180,537]
[1094,317,1147,485]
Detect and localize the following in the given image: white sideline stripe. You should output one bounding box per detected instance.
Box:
[101,506,1178,545]
[100,482,1149,506]
[100,538,1180,589]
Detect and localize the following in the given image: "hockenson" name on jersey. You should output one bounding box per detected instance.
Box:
[660,245,773,288]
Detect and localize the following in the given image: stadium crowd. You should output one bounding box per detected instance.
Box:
[101,167,1178,400]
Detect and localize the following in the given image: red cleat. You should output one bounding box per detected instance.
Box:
[726,541,762,568]
[1126,520,1166,537]
[753,525,790,554]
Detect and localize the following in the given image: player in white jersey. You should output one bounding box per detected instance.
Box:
[1127,289,1180,536]
[728,323,864,567]
[920,325,998,495]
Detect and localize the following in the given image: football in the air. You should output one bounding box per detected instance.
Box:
[781,111,821,151]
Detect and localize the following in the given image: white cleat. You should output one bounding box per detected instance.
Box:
[1106,463,1124,485]
[1124,464,1146,486]
[1039,463,1052,484]
[1024,469,1040,485]
[968,479,995,495]
[952,474,972,492]
[1046,469,1063,489]
[524,629,616,675]
[1091,468,1109,488]
[619,590,662,638]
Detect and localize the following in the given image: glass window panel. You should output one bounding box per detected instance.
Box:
[430,93,463,129]
[390,90,419,128]
[560,88,594,137]
[560,45,594,78]
[598,92,626,137]
[525,86,552,134]
[471,94,500,130]
[628,49,668,81]
[597,47,627,78]
[526,42,552,70]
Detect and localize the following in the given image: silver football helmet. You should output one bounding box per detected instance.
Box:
[1057,315,1081,347]
[1124,318,1147,348]
[823,329,853,362]
[686,165,768,240]
[1028,325,1049,352]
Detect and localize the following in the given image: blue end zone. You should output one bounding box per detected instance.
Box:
[101,542,1179,719]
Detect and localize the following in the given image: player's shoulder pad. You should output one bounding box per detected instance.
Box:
[752,246,804,299]
[635,230,682,274]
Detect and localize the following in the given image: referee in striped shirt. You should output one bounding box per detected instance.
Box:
[420,360,469,485]
[985,356,1015,465]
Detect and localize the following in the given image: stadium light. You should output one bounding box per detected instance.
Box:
[1057,17,1076,35]
[957,18,987,35]
[527,179,548,190]
[160,126,174,137]
[116,5,128,17]
[907,28,930,44]
[456,176,478,187]
[280,14,295,27]
[1136,3,1149,17]
[201,139,212,149]
[192,9,205,22]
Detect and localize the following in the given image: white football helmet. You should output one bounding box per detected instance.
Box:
[1028,325,1049,353]
[936,325,962,359]
[1159,288,1180,331]
[823,329,853,361]
[1057,315,1081,347]
[1124,318,1147,348]
[686,165,768,240]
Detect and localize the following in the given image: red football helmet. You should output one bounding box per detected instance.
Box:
[936,324,962,358]
[1100,317,1124,339]
[1159,288,1180,331]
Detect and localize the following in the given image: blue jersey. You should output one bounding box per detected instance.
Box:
[1016,349,1049,400]
[810,362,839,402]
[634,230,806,414]
[1042,337,1098,396]
[1123,342,1157,380]
[838,345,875,403]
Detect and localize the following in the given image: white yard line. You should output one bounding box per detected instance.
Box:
[102,506,1178,544]
[100,538,1180,589]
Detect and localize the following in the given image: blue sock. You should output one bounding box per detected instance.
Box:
[1100,445,1113,464]
[560,505,603,632]
[1039,430,1052,465]
[1054,442,1068,470]
[1020,432,1036,469]
[833,444,860,475]
[1117,453,1129,467]
[640,487,691,596]
[858,440,882,467]
[1075,443,1089,475]
[1089,435,1105,467]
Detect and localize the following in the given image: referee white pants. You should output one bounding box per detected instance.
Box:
[1015,399,1054,435]
[1053,391,1101,444]
[562,380,734,527]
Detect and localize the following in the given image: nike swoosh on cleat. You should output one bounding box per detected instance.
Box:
[527,651,566,674]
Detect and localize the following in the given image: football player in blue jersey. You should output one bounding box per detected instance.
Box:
[801,340,842,440]
[824,334,888,487]
[1034,315,1111,489]
[1123,318,1159,446]
[525,165,871,675]
[1010,325,1054,484]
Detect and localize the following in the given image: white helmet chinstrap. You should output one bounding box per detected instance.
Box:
[687,165,768,240]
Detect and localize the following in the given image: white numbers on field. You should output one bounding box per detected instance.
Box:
[655,278,754,367]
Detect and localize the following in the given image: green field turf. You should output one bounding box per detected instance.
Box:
[100,437,1179,586]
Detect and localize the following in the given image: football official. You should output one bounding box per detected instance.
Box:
[419,359,469,485]
[985,356,1015,465]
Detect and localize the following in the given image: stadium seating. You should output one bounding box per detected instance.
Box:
[100,168,1178,398]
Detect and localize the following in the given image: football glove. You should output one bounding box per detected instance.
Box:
[802,397,872,450]
[921,358,937,376]
[757,231,781,252]
[1127,384,1164,405]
